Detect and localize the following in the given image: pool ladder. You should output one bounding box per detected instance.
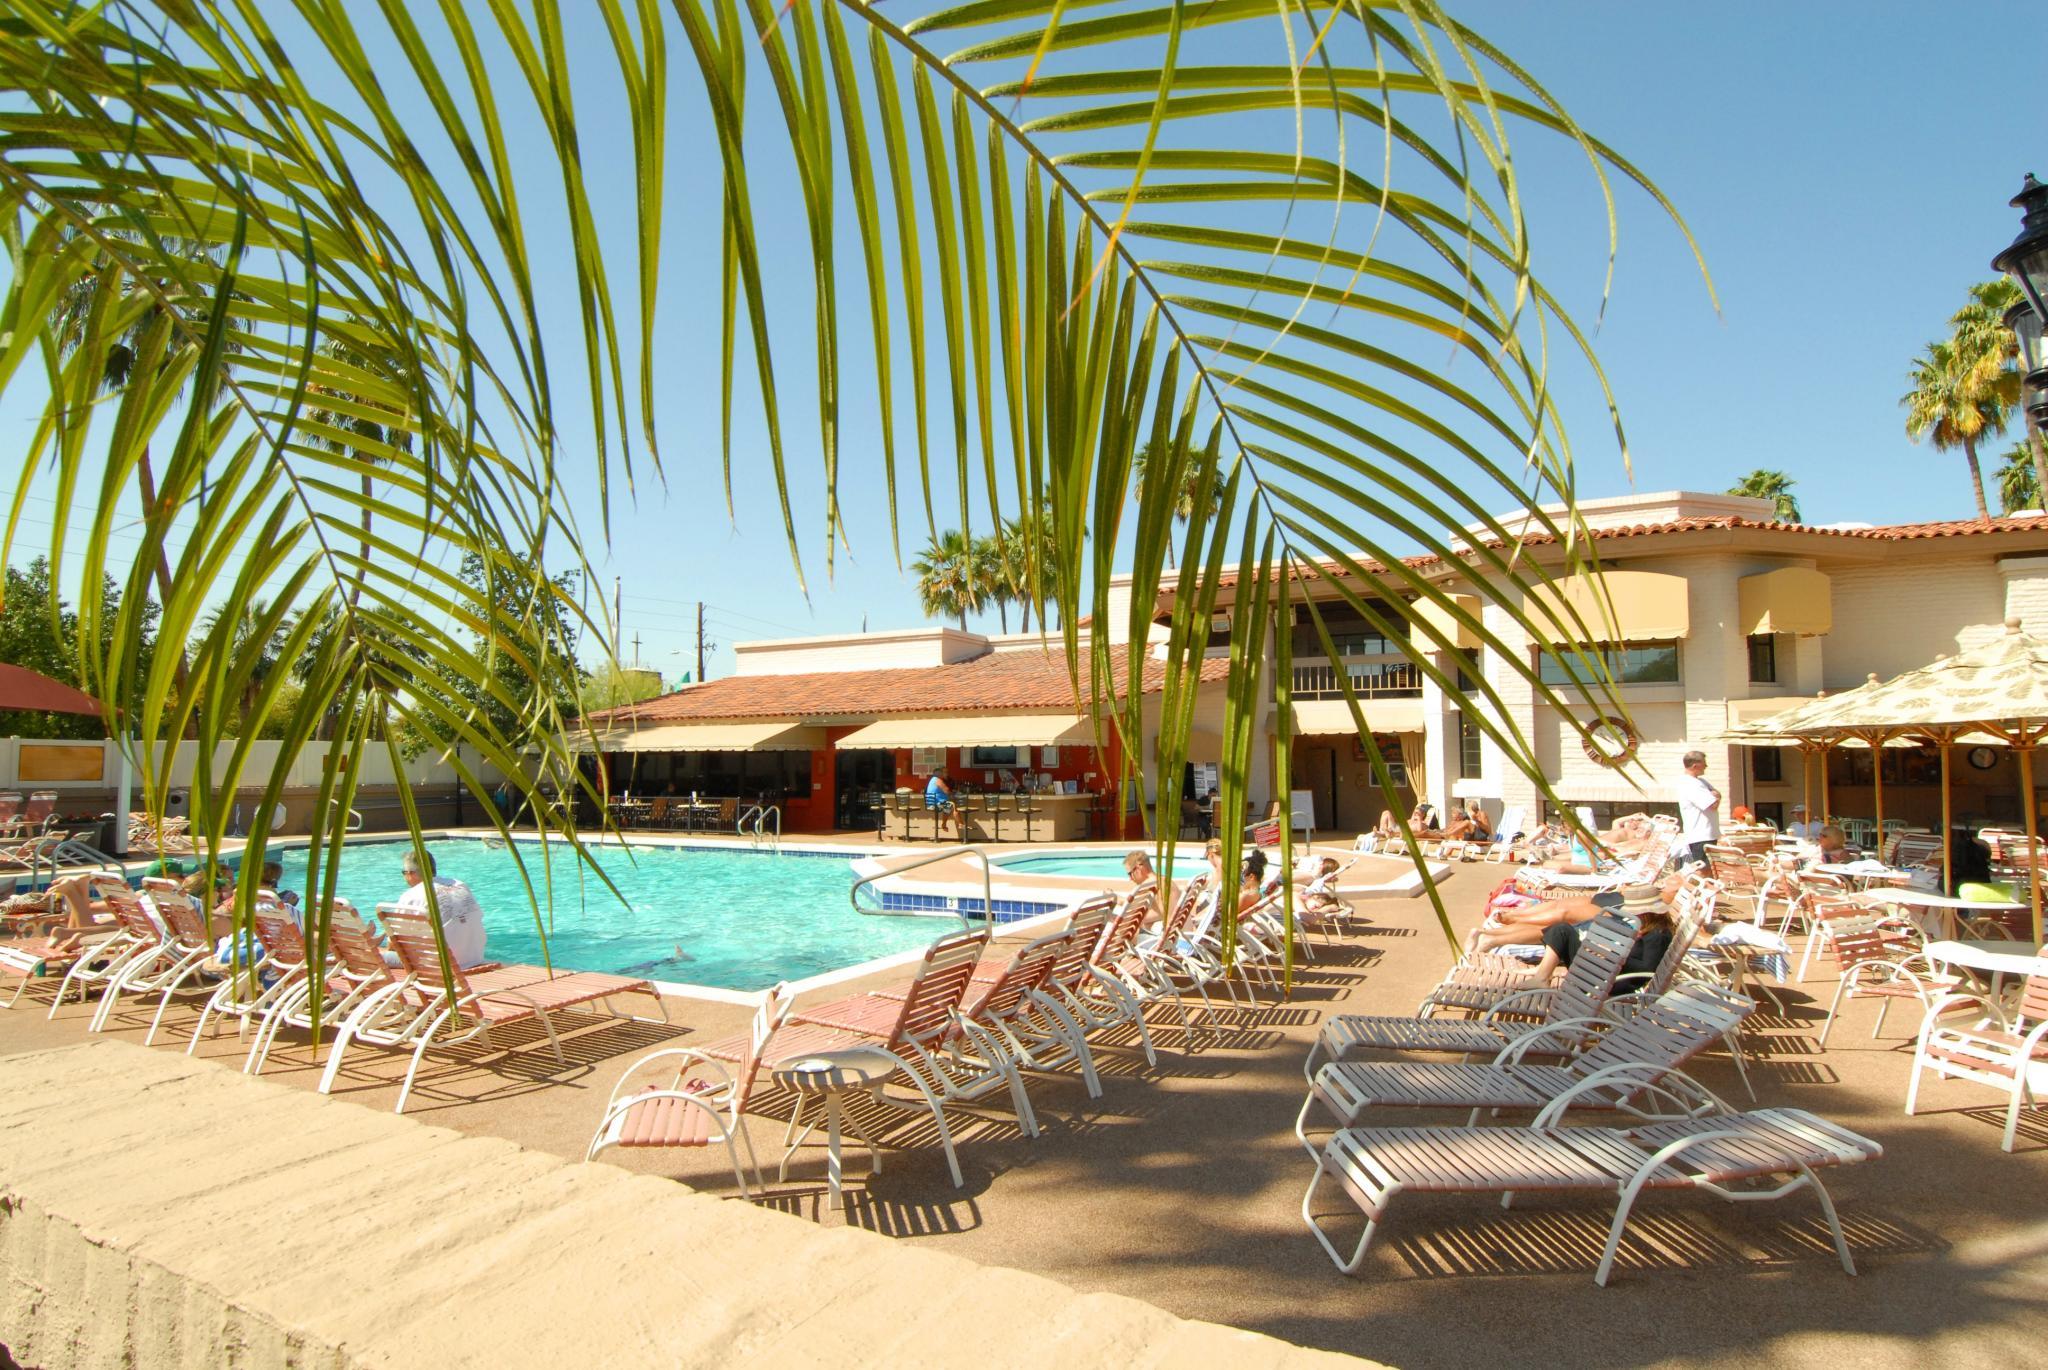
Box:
[736,804,781,851]
[849,845,994,932]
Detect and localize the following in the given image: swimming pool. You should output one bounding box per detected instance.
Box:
[269,839,948,991]
[989,850,1209,881]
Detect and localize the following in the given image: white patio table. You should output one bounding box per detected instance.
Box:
[1922,939,2047,1000]
[1852,888,2028,940]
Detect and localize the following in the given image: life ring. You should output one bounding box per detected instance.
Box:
[1581,715,1640,769]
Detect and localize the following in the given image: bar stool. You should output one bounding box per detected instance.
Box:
[985,792,1009,843]
[1013,790,1038,841]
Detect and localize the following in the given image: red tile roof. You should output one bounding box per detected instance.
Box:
[591,644,1233,725]
[1213,513,2048,587]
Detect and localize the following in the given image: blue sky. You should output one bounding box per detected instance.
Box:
[6,2,2039,681]
[596,1,2044,675]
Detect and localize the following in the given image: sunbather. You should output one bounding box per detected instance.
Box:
[1372,810,1402,843]
[1522,886,1676,991]
[1464,872,1686,957]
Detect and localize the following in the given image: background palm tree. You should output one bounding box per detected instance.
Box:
[1728,470,1802,522]
[1902,339,2009,522]
[998,511,1061,634]
[1133,438,1223,567]
[912,530,982,630]
[1995,441,2042,514]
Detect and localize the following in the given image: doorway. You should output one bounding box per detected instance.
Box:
[835,749,895,830]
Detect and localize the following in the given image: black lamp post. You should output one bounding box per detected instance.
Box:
[1994,174,2048,427]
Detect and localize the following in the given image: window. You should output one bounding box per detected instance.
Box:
[1536,640,1680,686]
[1752,747,1783,783]
[1747,633,1778,684]
[1755,802,1785,830]
[1452,648,1483,693]
[1456,712,1483,779]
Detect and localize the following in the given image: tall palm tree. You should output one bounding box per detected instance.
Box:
[912,529,981,630]
[1951,279,2043,499]
[1728,470,1801,522]
[998,511,1060,633]
[197,598,293,725]
[4,1,1712,975]
[1902,339,2008,522]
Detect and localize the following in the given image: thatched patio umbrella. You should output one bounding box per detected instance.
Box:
[1741,620,2048,941]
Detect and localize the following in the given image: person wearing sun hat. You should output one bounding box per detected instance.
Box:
[1785,804,1821,841]
[1525,882,1676,992]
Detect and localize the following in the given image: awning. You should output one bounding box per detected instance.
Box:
[834,714,1101,749]
[1523,570,1690,645]
[1726,695,1820,728]
[1289,697,1428,736]
[1739,566,1832,636]
[0,663,103,716]
[1410,594,1482,650]
[603,721,829,752]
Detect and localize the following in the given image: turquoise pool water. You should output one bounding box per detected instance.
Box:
[992,852,1209,880]
[269,839,947,990]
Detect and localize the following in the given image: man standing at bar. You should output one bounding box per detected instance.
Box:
[1676,749,1722,870]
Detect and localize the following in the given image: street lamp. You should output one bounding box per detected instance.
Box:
[1998,175,2048,428]
[2011,301,2048,427]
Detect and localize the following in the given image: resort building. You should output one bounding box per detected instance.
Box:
[585,489,2048,838]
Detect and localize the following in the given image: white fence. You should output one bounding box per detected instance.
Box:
[0,736,506,794]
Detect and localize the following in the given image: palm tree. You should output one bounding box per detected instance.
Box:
[1903,339,2009,522]
[1132,438,1223,567]
[1728,470,1801,522]
[6,1,1711,976]
[305,338,416,610]
[197,599,293,725]
[1996,441,2042,514]
[998,511,1061,633]
[912,530,982,630]
[1951,279,2044,500]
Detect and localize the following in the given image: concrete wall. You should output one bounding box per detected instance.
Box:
[733,627,990,675]
[0,1042,1367,1370]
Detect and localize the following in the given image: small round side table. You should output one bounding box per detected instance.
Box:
[769,1047,900,1207]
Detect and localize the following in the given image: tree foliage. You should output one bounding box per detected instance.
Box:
[1727,469,1801,523]
[0,0,1708,978]
[0,558,156,739]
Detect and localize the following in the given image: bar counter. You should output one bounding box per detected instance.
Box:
[882,791,1102,843]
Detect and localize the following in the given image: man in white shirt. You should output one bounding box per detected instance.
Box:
[1785,803,1822,841]
[1675,749,1722,869]
[395,849,489,969]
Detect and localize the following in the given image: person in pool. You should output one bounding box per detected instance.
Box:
[923,768,956,837]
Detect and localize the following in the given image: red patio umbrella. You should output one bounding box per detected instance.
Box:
[0,663,104,717]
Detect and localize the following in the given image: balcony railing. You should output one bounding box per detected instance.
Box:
[1291,659,1424,700]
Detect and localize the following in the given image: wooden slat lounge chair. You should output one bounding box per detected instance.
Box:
[1303,918,1638,1086]
[1907,958,2048,1151]
[586,984,794,1194]
[1086,883,1199,1043]
[1815,921,1955,1049]
[246,915,404,1075]
[1302,1106,1883,1284]
[1296,983,1755,1151]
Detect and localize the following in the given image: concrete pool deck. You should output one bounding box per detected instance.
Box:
[4,854,2045,1368]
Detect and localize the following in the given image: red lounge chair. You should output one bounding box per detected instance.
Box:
[318,928,657,1113]
[586,984,794,1194]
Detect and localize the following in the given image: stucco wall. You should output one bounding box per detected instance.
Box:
[0,1042,1370,1370]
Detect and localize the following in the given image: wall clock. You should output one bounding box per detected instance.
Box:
[1967,746,1998,771]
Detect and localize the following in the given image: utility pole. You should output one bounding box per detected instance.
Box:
[696,601,707,683]
[629,631,643,667]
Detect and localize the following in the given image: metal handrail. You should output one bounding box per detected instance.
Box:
[850,845,994,932]
[735,804,783,851]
